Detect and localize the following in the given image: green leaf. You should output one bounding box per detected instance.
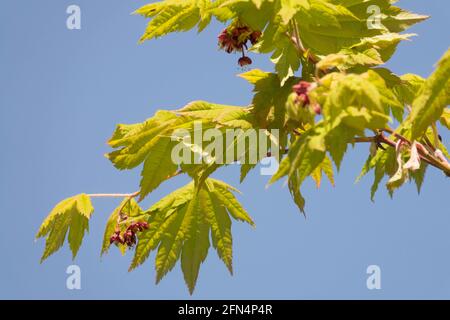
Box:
[361,147,397,201]
[238,68,270,84]
[382,5,429,33]
[37,194,94,262]
[240,163,256,183]
[278,0,300,25]
[270,126,326,186]
[410,163,427,194]
[243,70,299,128]
[129,178,253,293]
[139,137,179,201]
[201,182,233,274]
[137,0,202,43]
[181,210,210,294]
[440,108,450,130]
[134,0,426,82]
[393,74,425,106]
[209,179,255,226]
[107,100,256,201]
[106,111,180,170]
[325,73,383,119]
[325,124,352,169]
[355,143,400,200]
[288,168,306,215]
[295,1,424,57]
[317,34,414,71]
[311,155,335,188]
[155,196,197,284]
[409,48,450,140]
[271,38,301,85]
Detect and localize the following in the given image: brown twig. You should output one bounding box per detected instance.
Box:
[294,129,450,176]
[379,128,450,176]
[360,131,449,176]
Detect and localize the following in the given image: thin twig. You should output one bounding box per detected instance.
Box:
[288,20,318,65]
[117,191,140,223]
[354,136,376,143]
[88,191,140,198]
[295,129,450,176]
[377,130,450,176]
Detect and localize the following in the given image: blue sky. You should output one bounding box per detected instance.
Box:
[0,0,449,299]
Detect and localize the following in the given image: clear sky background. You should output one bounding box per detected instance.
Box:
[0,0,449,299]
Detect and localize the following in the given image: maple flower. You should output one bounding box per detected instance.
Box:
[238,56,252,67]
[293,81,312,105]
[218,29,236,53]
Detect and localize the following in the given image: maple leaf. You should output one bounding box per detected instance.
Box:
[129,178,253,294]
[37,194,94,262]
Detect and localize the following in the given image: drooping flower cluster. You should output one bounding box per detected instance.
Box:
[110,221,149,248]
[218,24,262,67]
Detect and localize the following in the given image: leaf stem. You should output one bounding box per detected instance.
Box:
[88,191,140,198]
[288,20,318,64]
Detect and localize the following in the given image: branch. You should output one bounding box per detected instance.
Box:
[380,128,450,176]
[294,128,450,176]
[355,131,450,176]
[353,137,377,144]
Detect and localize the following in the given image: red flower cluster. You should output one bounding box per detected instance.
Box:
[110,221,149,248]
[218,24,261,67]
[218,26,261,53]
[293,81,312,105]
[292,80,321,115]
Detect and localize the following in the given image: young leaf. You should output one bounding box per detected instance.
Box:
[409,48,450,140]
[201,183,233,274]
[441,108,450,130]
[155,197,197,284]
[209,179,255,226]
[410,163,428,194]
[240,163,257,183]
[271,37,301,85]
[129,178,253,293]
[37,194,94,262]
[181,211,210,294]
[136,0,202,42]
[270,126,326,186]
[241,70,299,128]
[288,168,306,215]
[107,101,255,201]
[139,137,179,201]
[311,155,335,188]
